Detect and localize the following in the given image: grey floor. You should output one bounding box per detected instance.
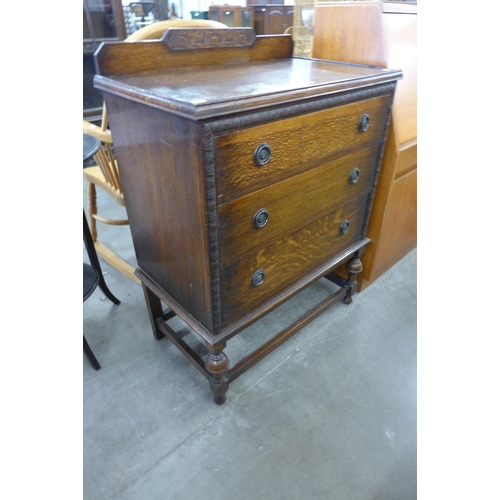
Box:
[83,182,417,500]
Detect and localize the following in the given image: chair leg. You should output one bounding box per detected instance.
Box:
[84,212,121,304]
[87,182,98,242]
[83,336,101,370]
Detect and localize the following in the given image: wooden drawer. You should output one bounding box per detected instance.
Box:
[220,194,369,326]
[215,95,391,202]
[218,146,377,267]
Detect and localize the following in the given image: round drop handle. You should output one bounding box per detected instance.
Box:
[349,168,360,184]
[254,143,272,166]
[340,220,350,235]
[253,208,269,228]
[252,269,266,287]
[358,114,370,133]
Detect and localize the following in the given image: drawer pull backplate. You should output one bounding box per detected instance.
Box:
[253,208,269,228]
[254,143,272,166]
[252,269,266,286]
[349,168,360,184]
[340,220,350,235]
[358,114,370,132]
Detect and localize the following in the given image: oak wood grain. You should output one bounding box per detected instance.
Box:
[215,95,391,202]
[220,195,368,326]
[104,94,214,331]
[312,1,417,291]
[217,146,378,266]
[95,31,293,77]
[96,33,400,402]
[367,168,417,280]
[312,2,386,67]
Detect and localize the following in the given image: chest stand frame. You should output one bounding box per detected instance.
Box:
[137,241,367,405]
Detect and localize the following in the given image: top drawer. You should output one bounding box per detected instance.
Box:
[214,95,391,202]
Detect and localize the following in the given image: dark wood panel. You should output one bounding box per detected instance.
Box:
[218,146,378,266]
[95,29,293,77]
[220,195,369,327]
[103,94,214,331]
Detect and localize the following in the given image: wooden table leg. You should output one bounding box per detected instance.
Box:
[343,253,363,304]
[205,345,230,405]
[142,284,166,340]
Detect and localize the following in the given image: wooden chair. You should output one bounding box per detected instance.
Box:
[83,19,228,284]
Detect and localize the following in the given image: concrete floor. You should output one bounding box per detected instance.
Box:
[83,182,417,500]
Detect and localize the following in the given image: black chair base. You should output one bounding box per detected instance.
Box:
[83,135,120,370]
[83,212,120,370]
[83,335,101,370]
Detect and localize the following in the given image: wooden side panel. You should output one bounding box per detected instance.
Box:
[312,2,385,67]
[395,142,417,179]
[102,93,214,331]
[361,168,417,288]
[383,10,417,147]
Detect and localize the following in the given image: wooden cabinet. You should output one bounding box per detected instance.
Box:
[253,5,294,35]
[247,0,285,4]
[83,0,127,120]
[208,5,254,27]
[312,1,417,291]
[94,28,401,404]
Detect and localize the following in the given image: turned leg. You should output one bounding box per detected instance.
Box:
[142,284,166,340]
[205,348,229,405]
[87,182,98,242]
[343,254,363,305]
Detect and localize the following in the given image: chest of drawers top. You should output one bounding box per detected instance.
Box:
[94,28,400,120]
[94,28,402,339]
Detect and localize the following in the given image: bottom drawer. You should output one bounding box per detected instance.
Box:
[220,194,369,327]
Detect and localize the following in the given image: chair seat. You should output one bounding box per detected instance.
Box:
[83,166,126,206]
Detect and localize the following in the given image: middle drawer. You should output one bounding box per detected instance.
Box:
[217,145,378,267]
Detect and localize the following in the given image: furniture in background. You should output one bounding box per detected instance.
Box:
[83,0,173,120]
[83,118,137,283]
[312,0,417,290]
[84,0,128,121]
[83,135,121,370]
[209,5,254,27]
[83,19,228,284]
[246,0,285,4]
[129,1,156,21]
[124,18,227,41]
[252,4,294,35]
[93,28,401,403]
[289,0,315,57]
[190,11,209,19]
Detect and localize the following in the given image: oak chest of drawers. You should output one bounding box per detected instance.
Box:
[94,28,401,404]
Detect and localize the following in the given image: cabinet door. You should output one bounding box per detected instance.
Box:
[253,7,266,34]
[208,7,221,23]
[284,7,294,31]
[241,8,253,27]
[266,7,286,34]
[220,8,236,27]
